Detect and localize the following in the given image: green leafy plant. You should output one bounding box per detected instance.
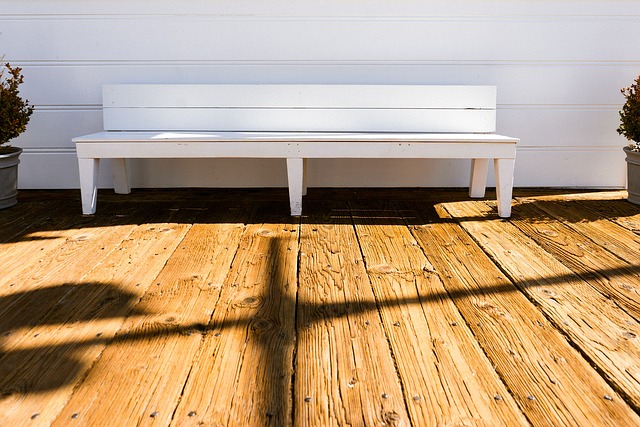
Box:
[0,62,34,153]
[618,75,640,152]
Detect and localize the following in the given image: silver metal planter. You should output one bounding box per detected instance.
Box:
[624,146,640,205]
[0,147,23,209]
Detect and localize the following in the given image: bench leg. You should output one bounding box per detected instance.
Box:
[494,158,515,218]
[111,158,131,194]
[302,159,308,196]
[286,158,304,216]
[469,158,489,198]
[78,158,100,215]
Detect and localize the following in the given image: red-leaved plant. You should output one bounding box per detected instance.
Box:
[0,62,34,153]
[618,75,640,152]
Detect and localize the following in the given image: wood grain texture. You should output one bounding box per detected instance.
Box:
[509,201,640,319]
[351,202,528,426]
[296,202,408,426]
[51,206,247,426]
[1,188,638,426]
[434,199,640,425]
[527,199,640,262]
[171,204,299,426]
[0,206,200,425]
[0,204,95,282]
[0,204,150,320]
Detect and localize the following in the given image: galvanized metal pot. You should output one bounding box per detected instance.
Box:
[624,146,640,205]
[0,146,22,209]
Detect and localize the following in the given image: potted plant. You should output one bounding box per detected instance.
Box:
[617,75,640,205]
[0,61,34,209]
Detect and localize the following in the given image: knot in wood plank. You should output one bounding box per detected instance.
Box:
[233,296,263,309]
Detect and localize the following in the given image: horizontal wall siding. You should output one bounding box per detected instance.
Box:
[1,0,639,189]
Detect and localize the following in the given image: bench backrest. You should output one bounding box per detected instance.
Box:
[102,84,497,133]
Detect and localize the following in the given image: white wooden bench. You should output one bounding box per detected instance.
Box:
[74,84,518,217]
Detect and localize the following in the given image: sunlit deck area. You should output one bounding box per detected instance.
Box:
[1,188,639,426]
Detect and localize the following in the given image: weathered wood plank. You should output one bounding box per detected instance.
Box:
[576,199,640,234]
[295,202,408,426]
[171,204,298,426]
[1,189,638,426]
[523,199,640,262]
[0,207,199,426]
[408,200,640,426]
[0,204,96,280]
[350,203,529,426]
[0,203,165,355]
[0,204,153,323]
[0,201,70,244]
[514,190,627,202]
[51,206,247,426]
[515,190,640,234]
[509,201,640,320]
[470,199,640,409]
[449,199,640,409]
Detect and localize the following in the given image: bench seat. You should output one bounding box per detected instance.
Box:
[73,84,518,217]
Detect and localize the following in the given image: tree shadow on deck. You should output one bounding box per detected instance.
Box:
[0,282,147,396]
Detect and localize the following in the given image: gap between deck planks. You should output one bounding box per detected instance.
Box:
[0,189,639,426]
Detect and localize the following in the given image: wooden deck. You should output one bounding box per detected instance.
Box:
[1,188,639,426]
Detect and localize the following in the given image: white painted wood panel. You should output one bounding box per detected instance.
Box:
[19,64,638,107]
[5,0,639,16]
[74,132,517,144]
[18,154,626,191]
[17,107,622,150]
[101,84,497,131]
[103,85,496,109]
[497,108,622,148]
[103,108,497,133]
[11,110,101,149]
[2,0,638,189]
[4,18,639,63]
[5,0,640,17]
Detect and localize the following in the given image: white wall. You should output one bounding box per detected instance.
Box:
[2,0,639,189]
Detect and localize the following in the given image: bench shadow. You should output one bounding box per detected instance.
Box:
[7,188,637,236]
